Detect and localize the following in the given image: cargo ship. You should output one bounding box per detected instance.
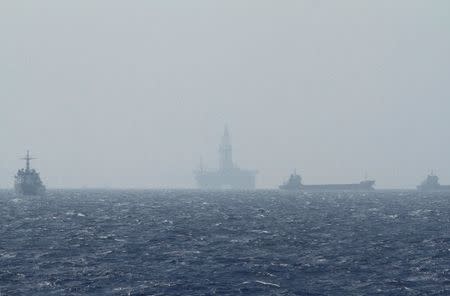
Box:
[279,171,375,191]
[14,151,46,196]
[417,173,450,191]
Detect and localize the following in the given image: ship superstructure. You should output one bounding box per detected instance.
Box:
[417,173,450,191]
[279,171,302,190]
[279,171,375,191]
[14,151,46,196]
[194,127,257,189]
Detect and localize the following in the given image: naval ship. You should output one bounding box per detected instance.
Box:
[14,151,46,196]
[279,171,375,191]
[417,173,450,191]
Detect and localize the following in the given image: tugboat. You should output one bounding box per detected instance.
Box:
[417,173,450,191]
[279,171,375,191]
[14,151,46,196]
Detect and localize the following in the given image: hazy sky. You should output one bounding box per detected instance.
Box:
[1,1,450,189]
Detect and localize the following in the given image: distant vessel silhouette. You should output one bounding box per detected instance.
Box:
[194,127,257,189]
[417,173,450,191]
[279,171,302,190]
[279,171,375,191]
[14,151,46,196]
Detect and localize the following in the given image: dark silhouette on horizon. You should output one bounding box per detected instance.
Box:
[194,127,257,189]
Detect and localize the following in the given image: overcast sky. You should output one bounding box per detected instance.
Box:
[1,1,450,189]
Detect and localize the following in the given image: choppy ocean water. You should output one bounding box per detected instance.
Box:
[0,190,449,295]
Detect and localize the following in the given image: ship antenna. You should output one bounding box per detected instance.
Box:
[21,150,36,171]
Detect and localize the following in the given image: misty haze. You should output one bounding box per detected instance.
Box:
[2,1,450,189]
[1,1,450,295]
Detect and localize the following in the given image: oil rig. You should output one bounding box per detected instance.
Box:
[194,127,257,189]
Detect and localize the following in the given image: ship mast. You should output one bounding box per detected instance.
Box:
[21,150,36,171]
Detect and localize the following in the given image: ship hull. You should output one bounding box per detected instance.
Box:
[14,182,46,196]
[302,183,375,191]
[280,181,375,192]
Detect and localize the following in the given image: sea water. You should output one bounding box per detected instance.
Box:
[0,190,449,295]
